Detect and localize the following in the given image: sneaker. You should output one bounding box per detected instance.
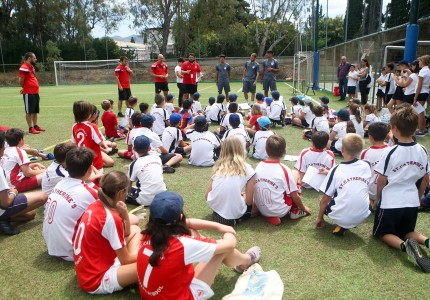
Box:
[38,149,44,153]
[42,153,55,160]
[405,238,430,272]
[108,148,118,155]
[332,226,348,236]
[0,221,20,236]
[34,125,45,131]
[30,156,38,161]
[163,165,175,173]
[29,127,40,134]
[263,216,281,226]
[234,246,261,273]
[290,209,307,220]
[416,131,427,138]
[117,112,125,117]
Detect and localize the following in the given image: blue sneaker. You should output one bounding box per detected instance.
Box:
[42,153,55,160]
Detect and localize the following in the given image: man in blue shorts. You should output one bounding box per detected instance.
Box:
[242,53,260,104]
[216,54,231,98]
[261,50,280,97]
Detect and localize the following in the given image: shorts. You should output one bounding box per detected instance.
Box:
[392,86,404,101]
[189,278,214,300]
[23,94,40,114]
[373,207,418,238]
[384,94,393,104]
[0,194,28,221]
[212,205,252,226]
[13,176,39,193]
[324,199,336,215]
[403,94,415,104]
[417,93,429,102]
[118,88,132,101]
[347,86,356,94]
[263,78,277,92]
[174,147,185,154]
[160,153,176,165]
[376,89,385,98]
[242,81,256,94]
[182,84,198,95]
[90,258,123,294]
[122,151,133,160]
[217,81,231,93]
[301,119,309,127]
[155,82,169,93]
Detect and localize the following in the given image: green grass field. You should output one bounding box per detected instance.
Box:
[1,82,430,299]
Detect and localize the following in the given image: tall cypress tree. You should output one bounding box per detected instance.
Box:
[345,0,364,40]
[385,0,410,28]
[363,0,383,35]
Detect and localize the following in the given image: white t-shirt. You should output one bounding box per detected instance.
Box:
[295,148,335,174]
[162,126,182,153]
[120,107,135,128]
[385,73,396,95]
[377,75,385,92]
[360,145,388,200]
[2,146,30,188]
[268,100,285,120]
[332,121,348,151]
[350,115,364,137]
[186,130,221,167]
[320,159,371,229]
[0,167,10,217]
[221,113,244,130]
[150,107,168,136]
[374,142,429,209]
[418,66,430,94]
[165,103,175,116]
[365,113,380,125]
[252,130,275,160]
[126,126,143,147]
[207,164,255,219]
[43,177,98,260]
[42,161,69,195]
[256,102,268,116]
[254,161,298,218]
[175,65,183,83]
[222,127,250,155]
[347,71,358,87]
[311,116,330,134]
[290,105,301,117]
[128,154,167,206]
[303,106,315,126]
[404,73,418,95]
[141,127,164,155]
[191,101,203,115]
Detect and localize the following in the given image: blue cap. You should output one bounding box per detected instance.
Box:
[303,97,313,104]
[150,191,184,224]
[337,109,350,121]
[193,92,200,100]
[169,113,182,125]
[229,114,241,127]
[271,90,280,100]
[322,104,329,110]
[166,94,175,101]
[208,96,215,104]
[134,135,151,152]
[256,93,264,101]
[319,96,329,104]
[229,93,238,101]
[257,116,271,130]
[297,95,305,100]
[141,114,155,127]
[264,97,273,105]
[194,115,207,127]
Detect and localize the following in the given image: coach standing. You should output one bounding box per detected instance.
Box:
[261,50,279,97]
[337,56,350,101]
[19,52,45,134]
[151,54,169,99]
[242,53,260,104]
[115,56,133,117]
[181,53,201,101]
[216,54,231,98]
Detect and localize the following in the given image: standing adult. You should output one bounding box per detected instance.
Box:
[337,56,350,101]
[115,56,133,117]
[260,50,279,97]
[216,54,231,98]
[175,58,184,107]
[151,54,169,99]
[357,58,370,105]
[181,53,201,101]
[242,53,260,104]
[18,52,45,134]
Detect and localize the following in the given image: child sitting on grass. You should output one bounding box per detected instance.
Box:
[3,128,46,192]
[319,96,336,127]
[293,97,315,128]
[288,96,302,121]
[302,105,329,140]
[151,94,169,136]
[349,103,365,137]
[251,116,274,160]
[120,96,138,129]
[204,96,216,123]
[373,106,430,272]
[139,102,149,114]
[222,114,250,155]
[254,135,312,226]
[161,113,192,155]
[180,99,194,138]
[205,136,256,226]
[255,93,267,116]
[219,102,244,136]
[101,100,126,141]
[316,133,371,236]
[268,90,286,127]
[327,109,356,156]
[246,104,263,137]
[118,112,143,160]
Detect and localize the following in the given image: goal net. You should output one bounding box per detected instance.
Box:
[291,52,313,94]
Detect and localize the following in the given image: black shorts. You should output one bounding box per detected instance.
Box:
[392,86,404,101]
[301,119,309,127]
[373,207,418,238]
[182,84,197,95]
[403,94,415,104]
[384,94,393,104]
[417,93,429,102]
[211,205,252,226]
[174,147,185,154]
[23,94,40,114]
[118,88,132,101]
[243,81,256,94]
[159,153,176,165]
[347,86,356,94]
[376,90,385,98]
[155,82,169,93]
[0,194,28,221]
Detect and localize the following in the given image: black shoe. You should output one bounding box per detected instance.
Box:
[405,238,430,273]
[163,165,175,173]
[117,112,125,117]
[332,226,348,236]
[108,148,118,155]
[0,221,20,236]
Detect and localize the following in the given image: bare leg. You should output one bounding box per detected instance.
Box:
[386,99,396,113]
[243,92,248,103]
[125,225,142,258]
[116,263,138,288]
[163,90,168,99]
[251,93,255,103]
[102,152,115,168]
[183,145,192,153]
[380,234,404,250]
[418,111,426,132]
[36,172,44,185]
[25,114,33,128]
[118,100,123,113]
[32,114,38,126]
[165,154,183,167]
[405,232,428,245]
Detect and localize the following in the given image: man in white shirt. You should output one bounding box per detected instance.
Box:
[175,58,185,107]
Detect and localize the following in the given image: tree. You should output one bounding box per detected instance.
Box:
[345,0,364,40]
[363,0,382,35]
[384,0,410,29]
[318,16,344,49]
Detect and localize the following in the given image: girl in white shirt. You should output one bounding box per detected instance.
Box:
[363,104,380,128]
[413,55,430,136]
[349,104,365,137]
[401,60,420,104]
[376,67,387,109]
[347,65,358,101]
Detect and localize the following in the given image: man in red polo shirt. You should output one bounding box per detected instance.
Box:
[151,54,169,99]
[181,53,201,102]
[18,52,45,134]
[115,56,133,117]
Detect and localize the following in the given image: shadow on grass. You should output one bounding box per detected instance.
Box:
[32,251,75,271]
[310,224,367,250]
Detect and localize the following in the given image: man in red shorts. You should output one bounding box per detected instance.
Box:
[151,54,169,98]
[115,56,133,117]
[181,53,201,102]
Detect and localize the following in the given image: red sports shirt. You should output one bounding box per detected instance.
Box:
[248,114,262,131]
[137,234,216,300]
[115,64,131,88]
[71,121,104,170]
[19,61,39,94]
[73,200,125,292]
[181,61,201,85]
[151,62,168,83]
[101,111,118,137]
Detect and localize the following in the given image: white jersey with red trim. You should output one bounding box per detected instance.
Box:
[254,161,298,217]
[332,121,348,151]
[360,145,388,200]
[73,200,125,292]
[127,127,163,158]
[71,121,104,170]
[138,234,216,300]
[222,127,250,155]
[2,146,30,187]
[43,177,97,260]
[220,113,244,130]
[252,130,275,160]
[320,159,371,228]
[311,116,330,134]
[186,130,221,167]
[295,148,335,174]
[41,161,69,195]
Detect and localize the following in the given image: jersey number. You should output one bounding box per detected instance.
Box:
[76,132,85,147]
[142,248,154,288]
[73,222,85,255]
[47,200,57,224]
[255,187,273,207]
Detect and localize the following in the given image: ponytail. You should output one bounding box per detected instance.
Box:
[350,103,362,123]
[346,120,356,133]
[97,171,129,209]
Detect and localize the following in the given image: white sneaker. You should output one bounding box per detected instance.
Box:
[290,209,307,220]
[234,246,261,273]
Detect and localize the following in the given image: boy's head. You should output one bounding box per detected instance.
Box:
[349,64,356,71]
[266,135,286,159]
[256,93,264,101]
[337,109,350,121]
[154,94,165,106]
[194,116,208,132]
[257,116,271,131]
[101,100,111,111]
[169,113,182,126]
[5,128,24,147]
[66,147,94,179]
[216,94,225,103]
[128,96,138,107]
[139,102,149,114]
[386,62,395,72]
[367,122,389,142]
[133,135,151,155]
[289,97,299,105]
[141,114,155,128]
[228,93,238,102]
[229,114,241,128]
[228,102,238,113]
[73,100,92,122]
[311,131,329,150]
[319,96,329,104]
[271,90,280,100]
[193,92,200,101]
[208,97,215,105]
[182,99,192,110]
[53,142,76,164]
[342,133,364,158]
[177,57,185,65]
[312,105,324,117]
[390,105,417,138]
[166,94,175,103]
[108,99,114,106]
[131,112,143,127]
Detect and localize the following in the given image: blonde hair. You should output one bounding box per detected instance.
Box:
[251,104,262,116]
[213,136,247,177]
[419,55,430,66]
[342,133,364,157]
[98,171,129,209]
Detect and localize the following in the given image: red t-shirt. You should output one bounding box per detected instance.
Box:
[101,111,118,137]
[19,61,39,94]
[73,200,125,292]
[248,114,262,131]
[137,234,216,300]
[181,61,201,85]
[115,64,131,88]
[151,62,168,83]
[71,121,104,170]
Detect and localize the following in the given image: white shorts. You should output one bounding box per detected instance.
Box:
[190,278,214,300]
[90,258,123,294]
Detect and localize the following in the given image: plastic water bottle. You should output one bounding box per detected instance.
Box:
[380,108,391,125]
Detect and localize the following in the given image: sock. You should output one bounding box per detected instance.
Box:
[400,242,407,252]
[425,238,430,248]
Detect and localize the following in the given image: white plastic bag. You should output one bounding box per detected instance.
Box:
[380,107,391,125]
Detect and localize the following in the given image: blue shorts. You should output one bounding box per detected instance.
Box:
[263,78,277,92]
[0,194,28,221]
[217,81,230,93]
[243,81,256,94]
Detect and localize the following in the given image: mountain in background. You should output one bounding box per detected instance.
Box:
[110,35,143,44]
